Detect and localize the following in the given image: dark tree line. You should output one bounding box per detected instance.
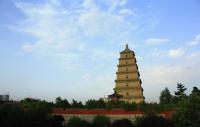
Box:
[66,113,174,127]
[0,98,64,127]
[159,82,200,104]
[0,83,199,127]
[159,83,200,127]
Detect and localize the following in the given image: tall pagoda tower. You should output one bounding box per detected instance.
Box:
[110,44,144,103]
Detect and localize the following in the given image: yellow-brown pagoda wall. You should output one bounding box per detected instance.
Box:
[126,98,144,103]
[117,89,143,97]
[119,59,136,65]
[118,66,138,72]
[120,53,134,58]
[116,73,139,80]
[116,81,141,88]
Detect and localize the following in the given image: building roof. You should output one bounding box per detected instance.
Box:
[108,91,123,99]
[120,44,134,54]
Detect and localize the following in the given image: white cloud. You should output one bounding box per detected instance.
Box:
[11,0,164,101]
[189,34,200,46]
[168,47,185,58]
[119,0,127,6]
[141,63,200,102]
[145,38,170,45]
[151,48,164,56]
[109,0,127,12]
[187,51,200,59]
[118,9,132,15]
[13,0,152,70]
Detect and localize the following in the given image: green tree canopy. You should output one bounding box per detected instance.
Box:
[191,86,200,96]
[92,115,111,127]
[0,98,64,127]
[67,116,83,127]
[172,91,200,127]
[135,112,174,127]
[71,99,84,108]
[175,82,187,97]
[55,97,71,108]
[111,119,134,127]
[159,87,172,104]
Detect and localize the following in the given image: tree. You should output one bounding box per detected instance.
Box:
[173,82,187,103]
[81,120,93,127]
[191,87,200,96]
[135,112,174,127]
[71,99,84,108]
[86,99,97,109]
[92,115,111,127]
[50,115,65,127]
[67,116,83,127]
[55,97,71,108]
[175,82,187,97]
[56,97,62,103]
[85,99,106,109]
[172,92,200,127]
[159,87,172,104]
[0,98,58,127]
[67,116,93,127]
[122,102,137,111]
[111,119,134,127]
[96,98,106,108]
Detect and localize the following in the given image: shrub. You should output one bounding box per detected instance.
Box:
[93,115,111,127]
[135,113,174,127]
[67,116,83,127]
[111,119,134,127]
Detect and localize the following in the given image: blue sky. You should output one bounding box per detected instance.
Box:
[0,0,200,102]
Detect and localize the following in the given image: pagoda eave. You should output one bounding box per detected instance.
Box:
[117,64,138,67]
[119,57,136,60]
[122,96,145,99]
[115,79,142,83]
[115,87,143,90]
[116,71,140,75]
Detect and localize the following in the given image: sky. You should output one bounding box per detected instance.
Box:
[0,0,200,102]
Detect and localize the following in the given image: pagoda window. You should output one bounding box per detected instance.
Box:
[126,92,129,95]
[126,68,128,71]
[126,61,128,64]
[126,83,128,87]
[126,55,128,58]
[126,75,128,79]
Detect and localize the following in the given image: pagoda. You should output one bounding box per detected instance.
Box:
[109,44,144,103]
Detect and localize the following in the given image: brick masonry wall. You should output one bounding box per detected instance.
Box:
[51,108,175,124]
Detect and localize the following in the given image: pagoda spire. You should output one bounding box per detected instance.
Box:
[125,44,129,49]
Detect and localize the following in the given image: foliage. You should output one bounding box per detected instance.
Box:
[111,119,134,127]
[191,86,200,96]
[81,120,93,127]
[71,99,84,108]
[50,115,65,127]
[122,102,137,111]
[172,90,200,127]
[0,98,64,127]
[1,84,200,127]
[67,116,83,127]
[67,116,93,127]
[55,97,71,108]
[174,82,187,97]
[86,99,107,109]
[160,87,173,104]
[92,115,111,127]
[135,112,174,127]
[171,82,188,104]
